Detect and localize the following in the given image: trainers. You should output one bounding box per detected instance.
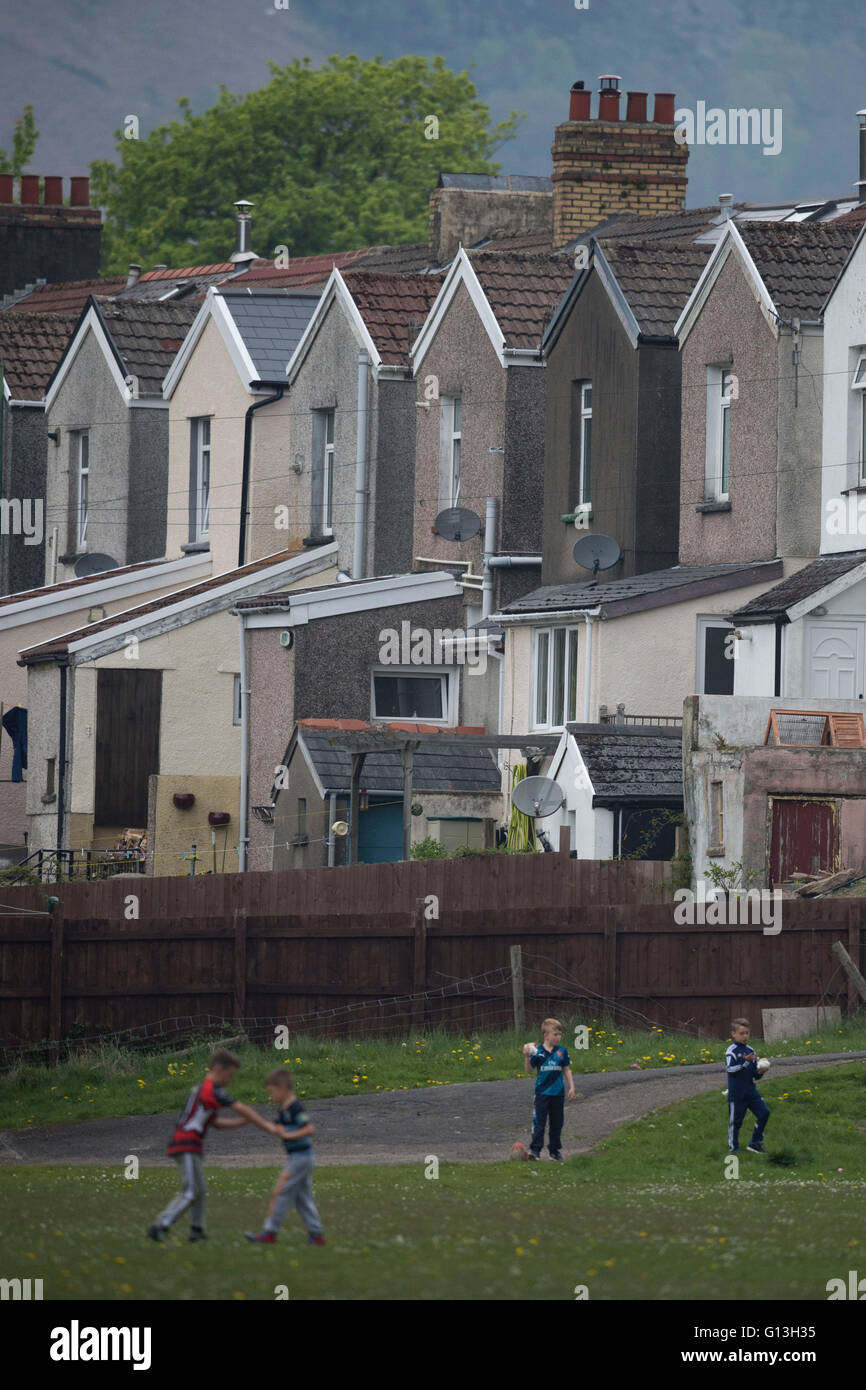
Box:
[746,1142,765,1154]
[550,1152,564,1162]
[527,1152,540,1161]
[146,1224,167,1242]
[189,1228,207,1243]
[307,1234,326,1246]
[245,1231,276,1244]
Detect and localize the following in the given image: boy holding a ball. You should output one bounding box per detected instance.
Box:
[725,1017,770,1155]
[523,1018,575,1160]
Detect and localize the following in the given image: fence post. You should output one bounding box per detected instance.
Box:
[233,910,247,1023]
[603,911,619,1016]
[411,900,427,1032]
[49,915,64,1043]
[511,943,525,1033]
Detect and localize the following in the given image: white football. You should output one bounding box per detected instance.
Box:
[757,1057,771,1072]
[525,1044,538,1057]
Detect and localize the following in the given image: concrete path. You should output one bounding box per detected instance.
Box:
[1,1052,862,1168]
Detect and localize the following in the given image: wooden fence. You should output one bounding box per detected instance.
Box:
[0,854,861,1048]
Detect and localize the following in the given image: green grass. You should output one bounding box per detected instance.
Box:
[3,1064,864,1300]
[2,1015,865,1130]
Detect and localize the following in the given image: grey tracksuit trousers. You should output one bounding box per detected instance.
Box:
[264,1150,323,1237]
[157,1153,207,1230]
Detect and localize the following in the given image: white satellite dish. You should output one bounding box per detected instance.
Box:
[331,820,349,837]
[511,775,565,819]
[573,533,622,578]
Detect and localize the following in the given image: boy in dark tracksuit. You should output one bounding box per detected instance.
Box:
[523,1018,575,1160]
[245,1069,325,1246]
[726,1017,770,1154]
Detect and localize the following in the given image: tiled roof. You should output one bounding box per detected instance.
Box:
[18,547,308,662]
[0,310,78,399]
[470,252,576,348]
[598,239,713,336]
[342,271,444,364]
[227,249,372,290]
[500,560,784,619]
[297,723,502,794]
[732,551,866,621]
[351,243,440,274]
[217,289,321,379]
[566,724,682,803]
[0,555,175,610]
[736,222,862,317]
[119,265,238,300]
[7,275,128,314]
[93,297,199,395]
[833,203,866,227]
[567,206,729,251]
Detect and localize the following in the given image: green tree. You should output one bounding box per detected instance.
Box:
[91,54,520,272]
[0,106,39,177]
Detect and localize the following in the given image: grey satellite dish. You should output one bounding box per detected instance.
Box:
[511,775,566,819]
[573,532,622,579]
[434,507,483,542]
[73,552,118,578]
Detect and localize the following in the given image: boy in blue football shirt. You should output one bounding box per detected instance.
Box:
[245,1069,325,1246]
[523,1018,575,1160]
[725,1017,770,1155]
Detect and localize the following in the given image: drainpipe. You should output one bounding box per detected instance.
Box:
[327,791,337,867]
[57,663,67,850]
[482,496,497,618]
[239,382,285,570]
[353,350,371,578]
[774,619,783,697]
[582,615,594,721]
[237,613,250,872]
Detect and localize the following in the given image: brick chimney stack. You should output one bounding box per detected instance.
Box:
[551,76,688,246]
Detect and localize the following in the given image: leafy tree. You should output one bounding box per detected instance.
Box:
[0,106,39,177]
[91,54,520,272]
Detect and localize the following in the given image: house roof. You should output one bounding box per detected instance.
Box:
[0,555,177,611]
[295,721,502,795]
[734,222,862,317]
[216,289,321,380]
[834,203,866,227]
[498,560,784,621]
[91,297,199,396]
[596,239,714,338]
[468,252,575,349]
[17,546,323,663]
[0,310,78,399]
[7,265,238,314]
[341,271,444,364]
[569,206,730,250]
[732,551,866,622]
[567,723,683,804]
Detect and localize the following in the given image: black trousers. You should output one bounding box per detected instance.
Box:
[530,1092,564,1155]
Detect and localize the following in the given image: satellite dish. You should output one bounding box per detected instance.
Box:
[73,552,118,578]
[511,775,565,819]
[434,507,483,542]
[331,820,349,837]
[573,533,622,578]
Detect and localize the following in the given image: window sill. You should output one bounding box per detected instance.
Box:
[696,500,732,514]
[706,845,726,857]
[181,541,210,554]
[840,485,866,496]
[41,793,57,805]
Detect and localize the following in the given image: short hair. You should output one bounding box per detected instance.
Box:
[731,1018,750,1031]
[209,1048,241,1070]
[265,1067,293,1089]
[542,1018,563,1033]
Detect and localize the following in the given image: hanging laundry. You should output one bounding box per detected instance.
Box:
[2,706,28,782]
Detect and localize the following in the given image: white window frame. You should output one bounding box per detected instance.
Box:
[319,408,335,534]
[438,396,461,510]
[192,417,211,541]
[530,626,580,731]
[853,353,866,484]
[370,666,455,726]
[77,432,89,548]
[578,382,592,505]
[705,366,732,501]
[232,674,242,726]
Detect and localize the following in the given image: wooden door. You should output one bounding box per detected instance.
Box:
[769,797,837,886]
[94,669,162,826]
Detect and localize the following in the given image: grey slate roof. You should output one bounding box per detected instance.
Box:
[732,551,866,621]
[566,724,683,804]
[499,560,784,620]
[218,289,321,379]
[92,297,199,396]
[299,727,502,795]
[736,222,861,318]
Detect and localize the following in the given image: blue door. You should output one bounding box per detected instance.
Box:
[356,797,403,863]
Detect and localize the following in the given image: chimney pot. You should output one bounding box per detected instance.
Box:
[20,174,40,205]
[231,198,257,264]
[69,175,90,206]
[653,93,676,124]
[598,76,622,122]
[718,193,733,222]
[126,264,142,287]
[0,173,13,203]
[626,91,648,123]
[569,80,591,121]
[43,176,63,205]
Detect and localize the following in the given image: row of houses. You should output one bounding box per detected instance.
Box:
[2,78,866,888]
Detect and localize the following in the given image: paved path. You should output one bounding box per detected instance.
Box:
[1,1053,862,1167]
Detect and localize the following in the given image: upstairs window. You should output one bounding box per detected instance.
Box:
[578,383,592,505]
[705,366,733,501]
[532,626,579,730]
[372,669,450,724]
[313,409,335,535]
[76,432,89,548]
[438,396,462,510]
[853,354,866,484]
[190,417,211,542]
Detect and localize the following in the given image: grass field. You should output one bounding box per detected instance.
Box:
[2,1064,863,1300]
[2,1014,864,1129]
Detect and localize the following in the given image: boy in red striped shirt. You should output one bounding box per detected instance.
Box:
[147,1048,279,1242]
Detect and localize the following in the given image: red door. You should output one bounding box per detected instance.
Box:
[769,798,837,886]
